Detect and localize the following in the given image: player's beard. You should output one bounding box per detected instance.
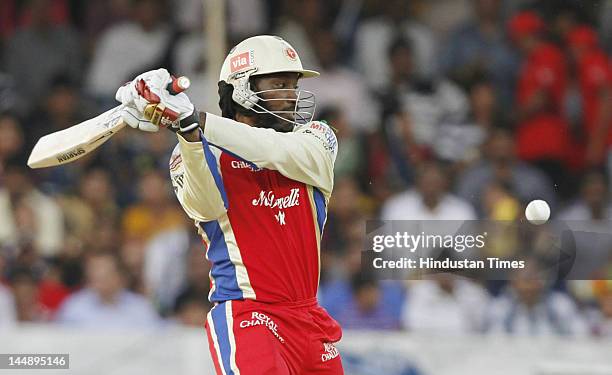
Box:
[252,105,295,133]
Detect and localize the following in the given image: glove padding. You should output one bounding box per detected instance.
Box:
[115,68,199,133]
[120,106,159,132]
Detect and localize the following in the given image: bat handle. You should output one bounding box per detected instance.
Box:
[167,76,191,95]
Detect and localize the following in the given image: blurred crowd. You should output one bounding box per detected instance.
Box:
[1,0,612,339]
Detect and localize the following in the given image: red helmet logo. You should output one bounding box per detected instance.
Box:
[284,47,297,61]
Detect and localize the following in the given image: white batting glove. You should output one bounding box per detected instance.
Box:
[120,106,159,132]
[115,68,198,133]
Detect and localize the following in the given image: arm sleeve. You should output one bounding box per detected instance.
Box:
[170,133,227,222]
[203,113,338,197]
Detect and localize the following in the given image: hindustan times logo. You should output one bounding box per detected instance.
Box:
[372,232,487,253]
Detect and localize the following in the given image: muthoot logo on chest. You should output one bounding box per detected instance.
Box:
[252,188,300,209]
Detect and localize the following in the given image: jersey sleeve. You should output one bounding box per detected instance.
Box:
[169,133,227,222]
[203,113,338,197]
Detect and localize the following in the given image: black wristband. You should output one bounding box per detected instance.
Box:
[178,110,200,133]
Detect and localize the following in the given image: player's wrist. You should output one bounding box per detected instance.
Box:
[175,111,205,141]
[178,110,199,131]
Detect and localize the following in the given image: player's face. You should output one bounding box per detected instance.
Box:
[251,73,300,131]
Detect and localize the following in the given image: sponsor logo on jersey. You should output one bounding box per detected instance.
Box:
[252,189,300,226]
[56,148,86,163]
[252,188,300,210]
[231,160,261,171]
[230,50,255,73]
[240,312,285,343]
[303,122,338,156]
[321,343,340,362]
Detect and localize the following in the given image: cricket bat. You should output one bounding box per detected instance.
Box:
[27,76,190,169]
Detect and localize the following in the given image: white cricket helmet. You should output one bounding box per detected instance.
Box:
[219,35,319,126]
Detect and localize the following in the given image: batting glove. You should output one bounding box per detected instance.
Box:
[116,68,199,133]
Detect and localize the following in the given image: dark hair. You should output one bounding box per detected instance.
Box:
[173,287,209,313]
[388,37,412,58]
[217,81,253,120]
[350,273,378,293]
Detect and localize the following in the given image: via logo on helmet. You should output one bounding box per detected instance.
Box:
[230,50,255,73]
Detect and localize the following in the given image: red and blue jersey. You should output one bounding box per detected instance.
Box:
[170,113,337,303]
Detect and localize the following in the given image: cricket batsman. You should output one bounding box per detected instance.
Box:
[114,35,343,374]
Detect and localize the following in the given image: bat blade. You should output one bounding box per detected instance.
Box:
[27,104,127,169]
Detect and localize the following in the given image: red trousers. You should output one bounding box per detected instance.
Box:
[205,298,344,374]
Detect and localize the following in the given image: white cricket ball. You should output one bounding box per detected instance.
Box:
[525,199,550,225]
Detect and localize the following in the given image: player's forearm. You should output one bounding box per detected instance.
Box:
[175,132,226,221]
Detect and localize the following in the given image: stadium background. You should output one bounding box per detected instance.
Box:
[1,0,612,374]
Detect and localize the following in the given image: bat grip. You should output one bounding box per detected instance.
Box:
[166,76,190,95]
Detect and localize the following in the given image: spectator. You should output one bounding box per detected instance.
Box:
[86,0,172,100]
[382,38,469,156]
[319,274,405,330]
[402,276,490,334]
[382,162,476,220]
[588,280,612,337]
[0,163,64,257]
[0,0,18,40]
[299,30,378,133]
[508,11,571,186]
[80,0,132,45]
[79,168,118,218]
[601,0,612,54]
[457,128,556,215]
[10,269,48,322]
[26,75,94,157]
[176,243,212,299]
[143,229,190,314]
[565,25,612,167]
[559,169,612,221]
[0,113,24,172]
[317,107,362,179]
[322,177,370,257]
[56,252,160,329]
[3,0,82,113]
[354,0,437,90]
[37,258,70,317]
[121,170,186,242]
[419,0,474,40]
[171,287,211,327]
[0,282,17,329]
[485,261,588,336]
[440,0,519,109]
[433,78,499,165]
[481,181,521,221]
